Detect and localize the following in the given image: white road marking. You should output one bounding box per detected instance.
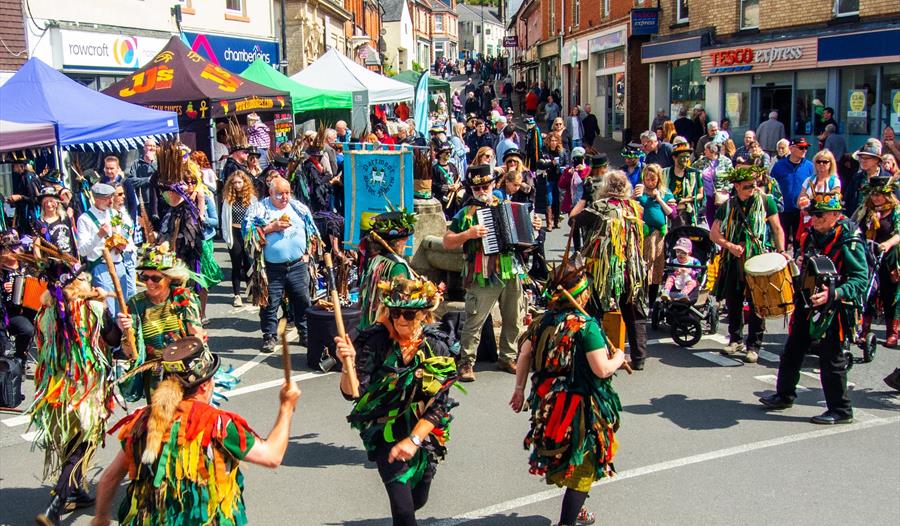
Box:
[2,414,30,427]
[800,370,855,387]
[693,351,743,367]
[754,374,809,391]
[229,353,269,378]
[432,415,900,526]
[222,370,336,398]
[20,431,38,442]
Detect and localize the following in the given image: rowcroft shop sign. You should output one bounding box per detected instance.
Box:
[701,38,818,76]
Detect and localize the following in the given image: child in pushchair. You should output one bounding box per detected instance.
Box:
[651,225,720,347]
[660,238,702,303]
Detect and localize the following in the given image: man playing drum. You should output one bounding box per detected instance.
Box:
[710,167,788,363]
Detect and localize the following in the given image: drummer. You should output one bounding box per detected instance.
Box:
[710,166,788,364]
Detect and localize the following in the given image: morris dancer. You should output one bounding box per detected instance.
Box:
[431,142,462,219]
[91,341,301,525]
[358,208,416,330]
[571,169,648,370]
[31,259,118,526]
[336,276,459,526]
[709,166,787,364]
[851,176,900,347]
[662,142,704,227]
[510,260,626,526]
[760,191,867,424]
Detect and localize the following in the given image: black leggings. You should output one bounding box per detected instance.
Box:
[375,442,436,526]
[228,227,251,295]
[53,439,87,499]
[560,488,589,525]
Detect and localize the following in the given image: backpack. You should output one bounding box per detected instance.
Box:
[0,356,25,408]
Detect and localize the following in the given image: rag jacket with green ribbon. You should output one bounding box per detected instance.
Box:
[346,323,460,487]
[522,310,621,485]
[108,400,258,526]
[28,299,113,482]
[713,192,778,299]
[580,197,647,313]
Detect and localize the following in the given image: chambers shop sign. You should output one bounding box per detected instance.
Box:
[701,38,817,76]
[184,32,279,72]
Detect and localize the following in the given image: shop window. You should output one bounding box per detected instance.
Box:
[670,58,704,119]
[676,0,688,24]
[796,70,827,138]
[724,75,751,138]
[881,64,900,136]
[841,66,878,150]
[740,0,759,30]
[833,0,859,17]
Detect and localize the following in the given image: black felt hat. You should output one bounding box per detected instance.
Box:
[465,164,496,186]
[590,154,608,168]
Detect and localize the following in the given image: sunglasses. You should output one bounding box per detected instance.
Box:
[794,145,809,150]
[815,160,831,165]
[115,192,125,196]
[810,210,827,218]
[389,308,419,321]
[471,183,492,192]
[140,273,165,283]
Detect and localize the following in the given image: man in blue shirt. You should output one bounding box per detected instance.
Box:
[769,137,814,249]
[619,142,644,187]
[243,176,320,353]
[495,126,518,163]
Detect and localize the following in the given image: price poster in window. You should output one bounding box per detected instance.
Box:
[847,89,868,135]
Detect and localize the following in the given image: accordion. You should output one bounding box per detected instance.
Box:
[475,202,536,255]
[798,255,840,310]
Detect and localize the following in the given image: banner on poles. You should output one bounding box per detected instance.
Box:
[344,149,415,253]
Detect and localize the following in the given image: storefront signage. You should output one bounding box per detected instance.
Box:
[274,112,294,144]
[589,30,625,54]
[59,30,168,71]
[503,36,518,48]
[891,90,900,131]
[846,89,868,135]
[183,32,279,73]
[702,38,817,76]
[631,9,659,36]
[562,38,590,64]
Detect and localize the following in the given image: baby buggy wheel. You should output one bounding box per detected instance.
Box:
[651,304,663,330]
[863,332,877,363]
[672,318,703,348]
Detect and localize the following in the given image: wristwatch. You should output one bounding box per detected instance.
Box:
[409,434,423,447]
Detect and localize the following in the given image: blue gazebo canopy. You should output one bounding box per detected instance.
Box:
[0,58,178,150]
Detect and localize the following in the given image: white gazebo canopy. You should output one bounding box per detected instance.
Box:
[290,48,413,105]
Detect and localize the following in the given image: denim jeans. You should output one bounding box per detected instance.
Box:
[572,139,583,148]
[91,258,134,315]
[260,260,311,338]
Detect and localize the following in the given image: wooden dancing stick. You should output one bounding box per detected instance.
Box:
[277,318,292,383]
[369,231,421,279]
[556,285,633,375]
[324,252,359,397]
[102,247,137,360]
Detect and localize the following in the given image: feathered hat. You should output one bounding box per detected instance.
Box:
[726,165,768,183]
[377,276,442,310]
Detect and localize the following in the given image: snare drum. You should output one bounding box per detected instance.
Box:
[21,277,48,312]
[744,253,794,319]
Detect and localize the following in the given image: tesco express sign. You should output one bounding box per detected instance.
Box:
[711,45,804,68]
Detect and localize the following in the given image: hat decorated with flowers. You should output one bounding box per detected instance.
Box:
[672,142,692,157]
[621,142,644,159]
[864,175,899,195]
[726,165,767,183]
[810,191,843,212]
[369,206,417,241]
[377,276,442,310]
[136,241,182,271]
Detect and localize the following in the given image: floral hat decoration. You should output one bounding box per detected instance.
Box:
[810,191,844,212]
[136,241,182,271]
[864,175,899,195]
[726,165,768,184]
[377,276,442,310]
[369,205,417,241]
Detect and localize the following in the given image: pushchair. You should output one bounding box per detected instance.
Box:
[651,225,720,347]
[847,239,882,367]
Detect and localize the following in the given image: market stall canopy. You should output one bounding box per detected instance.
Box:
[391,70,451,111]
[0,58,178,150]
[289,48,413,105]
[0,120,56,153]
[240,59,351,113]
[103,36,291,120]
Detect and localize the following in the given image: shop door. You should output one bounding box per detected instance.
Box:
[753,86,792,131]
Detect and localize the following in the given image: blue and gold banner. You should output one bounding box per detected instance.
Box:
[344,148,415,253]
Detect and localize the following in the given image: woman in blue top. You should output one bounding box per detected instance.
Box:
[192,172,222,324]
[635,163,676,306]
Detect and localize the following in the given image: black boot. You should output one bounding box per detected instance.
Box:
[35,495,62,526]
[65,488,96,511]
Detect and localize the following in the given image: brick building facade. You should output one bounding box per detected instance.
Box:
[641,0,900,153]
[0,0,28,74]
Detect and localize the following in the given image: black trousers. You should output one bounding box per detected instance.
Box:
[228,227,250,296]
[374,441,436,526]
[1,314,34,360]
[776,311,852,418]
[725,284,765,350]
[620,296,647,365]
[877,264,898,322]
[780,211,801,250]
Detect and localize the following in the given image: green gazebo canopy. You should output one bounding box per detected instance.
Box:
[391,71,451,111]
[240,59,351,114]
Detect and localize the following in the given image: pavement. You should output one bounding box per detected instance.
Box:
[1,229,898,526]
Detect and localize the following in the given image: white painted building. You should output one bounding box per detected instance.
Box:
[456,3,503,59]
[381,0,416,72]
